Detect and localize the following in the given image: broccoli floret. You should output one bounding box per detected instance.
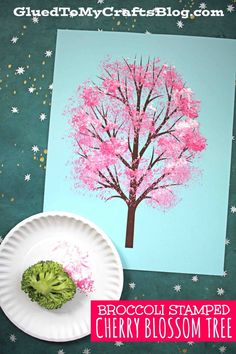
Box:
[21,261,76,310]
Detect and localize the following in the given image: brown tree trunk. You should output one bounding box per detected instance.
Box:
[125,205,137,248]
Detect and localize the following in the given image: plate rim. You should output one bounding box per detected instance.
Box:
[0,211,124,342]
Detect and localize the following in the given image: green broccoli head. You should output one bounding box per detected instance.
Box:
[21,261,76,310]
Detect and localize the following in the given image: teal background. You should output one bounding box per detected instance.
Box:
[0,0,236,353]
[44,30,236,275]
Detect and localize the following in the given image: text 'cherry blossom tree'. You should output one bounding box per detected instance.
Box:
[67,57,206,248]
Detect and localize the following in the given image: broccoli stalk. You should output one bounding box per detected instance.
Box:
[21,261,76,310]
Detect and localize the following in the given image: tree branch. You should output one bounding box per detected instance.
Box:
[105,195,124,202]
[136,150,166,188]
[138,84,176,159]
[118,154,132,169]
[142,66,163,112]
[152,183,180,191]
[98,170,127,202]
[136,173,169,205]
[75,139,88,158]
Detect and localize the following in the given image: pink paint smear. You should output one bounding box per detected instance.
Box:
[51,241,94,293]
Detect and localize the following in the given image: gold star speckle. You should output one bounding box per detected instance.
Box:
[40,156,45,162]
[8,64,12,69]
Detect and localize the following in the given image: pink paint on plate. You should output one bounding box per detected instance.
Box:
[51,241,94,293]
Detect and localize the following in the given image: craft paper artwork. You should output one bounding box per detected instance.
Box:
[44,30,236,275]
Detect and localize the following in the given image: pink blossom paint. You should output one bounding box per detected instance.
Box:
[51,241,94,293]
[66,57,207,248]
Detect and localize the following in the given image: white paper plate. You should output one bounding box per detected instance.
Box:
[0,211,123,342]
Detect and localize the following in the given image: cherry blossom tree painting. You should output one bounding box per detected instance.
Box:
[67,57,206,248]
